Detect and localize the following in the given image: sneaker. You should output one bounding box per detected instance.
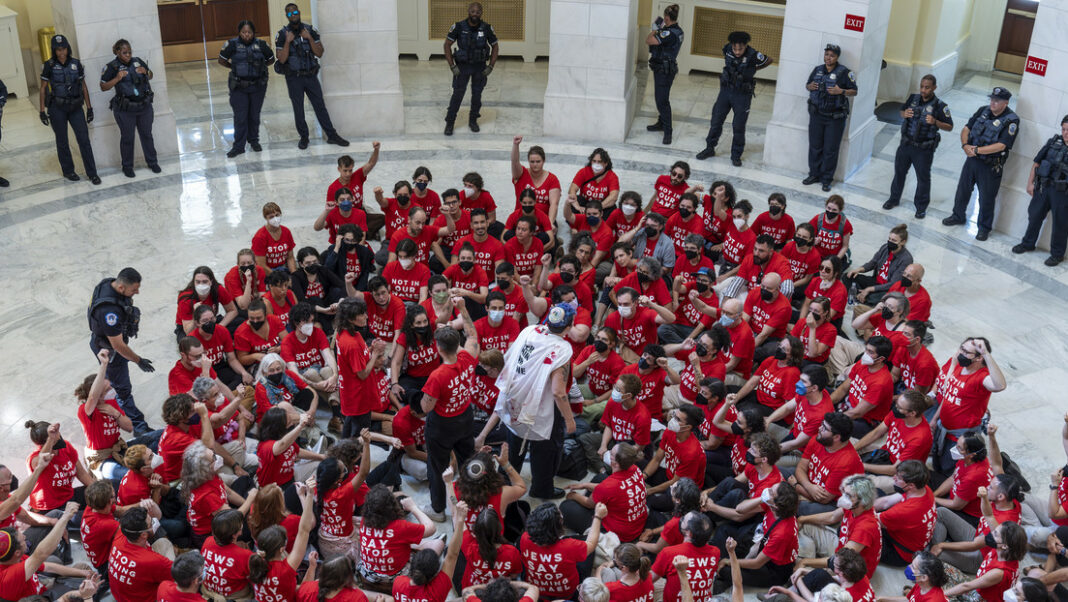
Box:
[802,175,820,185]
[941,215,965,226]
[327,416,343,434]
[249,141,262,152]
[1046,256,1064,267]
[90,175,101,185]
[123,167,135,178]
[646,122,664,131]
[882,199,899,210]
[297,137,309,150]
[1012,244,1034,254]
[731,158,742,167]
[148,164,162,174]
[468,120,480,133]
[64,173,80,181]
[326,134,350,146]
[695,147,715,160]
[226,147,244,158]
[444,122,454,136]
[975,230,989,241]
[421,504,445,522]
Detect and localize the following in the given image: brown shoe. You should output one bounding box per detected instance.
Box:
[328,416,343,434]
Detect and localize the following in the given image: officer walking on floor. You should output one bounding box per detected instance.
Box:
[275,3,348,150]
[942,87,1020,241]
[100,39,159,178]
[219,20,275,158]
[39,35,100,185]
[802,44,857,192]
[444,2,498,136]
[0,78,9,187]
[1013,115,1068,266]
[645,3,683,145]
[883,74,953,219]
[696,31,772,166]
[88,268,154,435]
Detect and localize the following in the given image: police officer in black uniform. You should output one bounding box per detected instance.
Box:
[219,20,275,158]
[88,268,154,435]
[275,3,348,150]
[444,2,498,136]
[645,3,683,145]
[1013,116,1068,266]
[38,35,100,185]
[0,78,8,187]
[883,74,953,219]
[697,31,772,165]
[100,39,159,178]
[802,44,857,192]
[943,87,1020,241]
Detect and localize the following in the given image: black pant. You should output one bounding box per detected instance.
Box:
[559,474,608,534]
[507,407,565,498]
[49,102,97,177]
[841,273,886,305]
[284,73,336,139]
[808,112,847,184]
[1022,186,1068,259]
[714,559,793,592]
[652,68,676,133]
[229,83,267,150]
[951,156,1002,234]
[705,88,752,160]
[343,412,372,439]
[888,142,935,211]
[89,339,150,434]
[446,63,488,124]
[751,337,784,369]
[426,408,476,512]
[214,363,244,390]
[114,104,157,170]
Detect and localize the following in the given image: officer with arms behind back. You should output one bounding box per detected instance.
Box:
[39,34,100,185]
[275,3,348,150]
[1013,115,1068,266]
[88,267,154,435]
[802,44,857,192]
[645,3,683,145]
[0,78,9,187]
[444,1,498,136]
[883,74,953,219]
[942,87,1020,241]
[100,39,159,178]
[697,30,772,166]
[219,20,274,158]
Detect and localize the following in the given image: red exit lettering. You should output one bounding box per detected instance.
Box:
[844,14,866,32]
[1026,55,1048,76]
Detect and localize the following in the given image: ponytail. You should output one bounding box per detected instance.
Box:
[247,553,269,585]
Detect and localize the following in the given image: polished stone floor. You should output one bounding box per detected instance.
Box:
[0,57,1065,596]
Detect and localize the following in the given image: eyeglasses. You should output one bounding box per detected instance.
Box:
[819,266,834,273]
[671,171,686,178]
[286,10,300,17]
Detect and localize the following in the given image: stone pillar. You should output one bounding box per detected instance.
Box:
[543,0,639,143]
[316,0,404,136]
[762,0,892,181]
[51,0,178,168]
[991,0,1068,246]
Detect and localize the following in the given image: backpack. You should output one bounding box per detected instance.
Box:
[556,438,588,480]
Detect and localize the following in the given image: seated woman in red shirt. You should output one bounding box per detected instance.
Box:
[809,195,853,263]
[253,202,297,272]
[75,349,137,481]
[791,297,837,367]
[799,256,848,330]
[568,148,620,211]
[390,304,440,399]
[0,502,84,601]
[458,508,523,591]
[796,474,882,580]
[175,266,238,339]
[263,270,298,328]
[255,408,323,489]
[454,447,527,534]
[713,481,800,589]
[181,440,256,549]
[201,509,256,599]
[249,484,315,602]
[296,556,377,602]
[511,136,561,220]
[392,503,466,602]
[561,442,648,543]
[461,578,541,602]
[358,484,443,585]
[727,336,803,418]
[520,502,607,600]
[253,353,315,423]
[315,451,371,562]
[24,422,94,516]
[505,189,555,249]
[943,521,1027,602]
[595,543,655,602]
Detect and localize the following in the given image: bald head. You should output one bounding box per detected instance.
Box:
[902,263,924,287]
[723,298,743,315]
[762,273,782,298]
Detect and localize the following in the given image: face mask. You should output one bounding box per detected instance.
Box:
[585,216,601,229]
[887,240,899,253]
[567,299,579,310]
[1004,589,1019,602]
[414,181,428,191]
[248,320,265,330]
[984,533,998,549]
[892,405,906,419]
[695,343,709,357]
[957,353,972,367]
[769,205,783,216]
[667,417,681,432]
[760,289,774,302]
[432,291,450,304]
[860,352,875,366]
[453,260,473,272]
[560,271,575,283]
[904,566,916,582]
[611,390,624,403]
[733,218,745,230]
[836,494,853,510]
[266,372,284,386]
[950,446,966,461]
[474,364,488,376]
[150,453,164,469]
[794,237,810,247]
[761,488,774,504]
[745,451,757,465]
[718,315,736,328]
[496,279,511,290]
[522,205,535,214]
[594,340,609,353]
[619,305,634,319]
[195,283,211,296]
[52,438,67,450]
[678,208,693,219]
[881,307,894,320]
[638,357,650,370]
[213,455,224,472]
[825,211,839,220]
[637,272,652,284]
[591,162,605,174]
[621,204,637,216]
[415,325,431,335]
[774,347,787,361]
[268,217,282,228]
[694,281,709,294]
[300,323,315,336]
[795,381,808,396]
[339,201,354,212]
[187,413,201,426]
[893,484,906,495]
[397,194,411,205]
[463,186,477,198]
[201,322,216,335]
[305,263,320,275]
[487,309,505,323]
[399,258,414,269]
[695,393,707,405]
[684,250,699,262]
[731,422,744,436]
[900,276,913,288]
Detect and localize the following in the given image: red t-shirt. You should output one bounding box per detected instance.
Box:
[664,213,704,257]
[202,538,254,597]
[470,372,501,414]
[28,445,78,511]
[754,357,801,410]
[168,360,218,395]
[672,254,717,281]
[474,315,521,353]
[976,556,1017,602]
[791,320,837,364]
[422,350,476,417]
[725,320,755,379]
[118,469,153,507]
[233,315,285,354]
[801,439,864,497]
[613,272,672,307]
[175,287,234,325]
[659,430,706,488]
[837,508,882,579]
[606,577,655,602]
[460,189,497,213]
[435,210,473,250]
[322,207,369,244]
[336,330,372,416]
[264,291,298,327]
[443,262,489,295]
[460,533,522,590]
[722,225,756,265]
[413,189,441,221]
[736,253,793,290]
[651,542,720,602]
[252,559,297,602]
[952,458,993,518]
[396,331,440,378]
[188,476,226,535]
[805,278,848,317]
[158,580,210,602]
[604,306,659,356]
[81,507,119,568]
[194,325,235,368]
[158,424,200,482]
[321,474,360,537]
[678,354,726,403]
[760,511,800,566]
[593,465,649,542]
[546,272,594,311]
[791,392,835,438]
[224,265,267,300]
[809,214,853,258]
[867,315,909,361]
[108,536,174,602]
[701,196,729,243]
[362,293,404,343]
[847,578,877,602]
[78,397,125,450]
[889,281,933,322]
[280,327,330,370]
[392,571,452,602]
[359,518,426,576]
[573,346,627,397]
[297,583,368,602]
[879,487,937,562]
[452,235,505,276]
[571,166,620,203]
[383,198,415,239]
[513,166,561,212]
[751,212,797,247]
[649,174,689,217]
[781,241,822,281]
[845,362,895,424]
[327,172,368,209]
[382,261,432,303]
[389,225,443,265]
[520,533,588,599]
[505,207,553,234]
[600,401,652,446]
[745,464,784,502]
[392,406,426,449]
[673,288,718,329]
[620,364,667,419]
[256,439,299,487]
[743,287,791,340]
[503,236,544,277]
[251,226,296,269]
[893,345,940,391]
[908,584,949,602]
[606,208,644,240]
[882,414,933,462]
[935,360,993,430]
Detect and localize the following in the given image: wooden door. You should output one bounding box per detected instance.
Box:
[995,0,1038,74]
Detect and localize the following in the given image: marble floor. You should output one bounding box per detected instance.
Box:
[0,57,1065,596]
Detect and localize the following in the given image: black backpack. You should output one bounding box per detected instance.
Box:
[556,438,588,480]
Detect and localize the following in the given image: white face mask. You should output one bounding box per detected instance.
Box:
[149,453,164,469]
[621,204,637,217]
[399,258,414,269]
[618,305,634,318]
[836,494,853,510]
[733,217,745,229]
[487,309,504,323]
[213,455,224,472]
[195,283,211,296]
[667,417,681,432]
[950,447,965,461]
[300,323,315,336]
[1004,589,1020,602]
[591,162,605,174]
[860,352,875,366]
[760,488,774,504]
[268,216,282,228]
[611,389,624,403]
[463,186,477,198]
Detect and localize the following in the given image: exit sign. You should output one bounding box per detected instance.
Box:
[1026,55,1048,76]
[844,14,865,32]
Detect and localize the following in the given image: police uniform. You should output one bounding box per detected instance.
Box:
[1017,133,1068,263]
[0,78,7,187]
[702,43,770,162]
[220,36,274,154]
[275,21,340,144]
[886,92,952,216]
[41,36,98,183]
[946,89,1019,237]
[88,278,150,434]
[648,21,683,140]
[101,56,158,173]
[445,18,498,129]
[806,60,857,187]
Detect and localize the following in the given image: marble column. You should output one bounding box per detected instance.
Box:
[316,0,404,136]
[543,0,639,143]
[762,0,892,182]
[51,0,179,168]
[991,0,1068,246]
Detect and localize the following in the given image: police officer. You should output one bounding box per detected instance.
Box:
[883,74,953,219]
[88,268,154,435]
[942,87,1020,241]
[697,31,772,165]
[645,3,683,145]
[0,78,7,187]
[1013,115,1068,266]
[100,39,159,178]
[802,44,857,192]
[444,2,498,136]
[275,3,348,150]
[219,20,275,158]
[38,35,100,185]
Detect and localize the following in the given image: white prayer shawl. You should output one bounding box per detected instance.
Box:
[494,324,573,441]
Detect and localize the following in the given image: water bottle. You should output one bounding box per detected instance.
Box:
[848,283,858,305]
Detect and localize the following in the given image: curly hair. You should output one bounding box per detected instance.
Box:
[326,438,364,471]
[361,484,403,530]
[333,296,368,337]
[670,478,701,518]
[525,502,564,547]
[401,304,434,347]
[180,441,215,501]
[162,393,195,426]
[456,451,505,510]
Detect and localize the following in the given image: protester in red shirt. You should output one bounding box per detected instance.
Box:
[511,136,562,217]
[672,234,716,281]
[701,180,735,245]
[598,542,655,602]
[174,266,237,337]
[538,254,593,312]
[453,209,506,276]
[505,189,555,248]
[853,390,933,479]
[359,485,443,584]
[326,148,379,215]
[943,521,1027,602]
[201,509,256,599]
[792,412,864,513]
[383,239,432,304]
[333,297,386,437]
[233,300,285,368]
[809,195,853,261]
[781,223,822,297]
[800,256,848,326]
[888,263,932,322]
[721,201,757,267]
[797,474,882,579]
[720,235,795,301]
[586,374,652,466]
[504,216,545,279]
[931,337,1006,473]
[611,257,672,308]
[412,166,441,220]
[572,327,626,408]
[109,507,174,602]
[569,148,620,210]
[493,263,530,325]
[252,202,297,272]
[360,277,405,345]
[431,190,474,268]
[372,181,417,241]
[934,431,993,524]
[296,556,372,602]
[877,461,938,566]
[607,192,645,241]
[256,409,322,488]
[168,337,232,399]
[190,305,253,389]
[751,193,797,249]
[851,293,909,358]
[157,551,210,602]
[474,291,521,353]
[77,480,120,571]
[663,193,705,257]
[75,350,135,478]
[743,273,792,361]
[716,481,801,589]
[24,421,93,514]
[646,405,707,510]
[561,442,648,542]
[766,365,834,455]
[388,205,454,266]
[650,511,720,602]
[520,501,607,600]
[263,270,299,327]
[830,336,895,438]
[182,439,257,550]
[668,325,728,405]
[392,503,466,602]
[793,548,874,602]
[315,437,373,561]
[716,298,755,380]
[604,287,676,362]
[646,162,693,217]
[224,248,267,311]
[620,345,680,419]
[897,551,950,602]
[445,243,490,311]
[791,297,837,365]
[729,336,803,416]
[460,172,501,233]
[158,394,216,482]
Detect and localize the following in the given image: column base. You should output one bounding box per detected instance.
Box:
[543,83,636,143]
[763,113,878,182]
[322,90,405,136]
[87,109,179,169]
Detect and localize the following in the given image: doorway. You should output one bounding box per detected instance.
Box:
[993,0,1037,74]
[159,0,270,63]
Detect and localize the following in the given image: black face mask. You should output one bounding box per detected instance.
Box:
[201,322,216,335]
[560,271,576,283]
[760,289,774,302]
[240,265,254,273]
[745,451,757,465]
[731,423,744,436]
[984,533,998,549]
[886,240,899,253]
[415,325,431,335]
[248,320,265,330]
[52,438,67,450]
[266,372,284,386]
[881,307,895,320]
[694,282,709,294]
[893,485,906,495]
[638,357,651,370]
[304,263,320,275]
[892,405,906,419]
[594,340,609,353]
[474,365,488,376]
[644,226,659,238]
[678,208,693,219]
[637,272,652,284]
[522,205,535,214]
[774,348,787,360]
[769,205,783,216]
[496,279,511,290]
[794,237,810,248]
[397,194,411,205]
[586,216,601,227]
[899,276,913,288]
[696,343,709,357]
[825,211,839,220]
[459,261,475,272]
[957,353,972,367]
[685,250,699,261]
